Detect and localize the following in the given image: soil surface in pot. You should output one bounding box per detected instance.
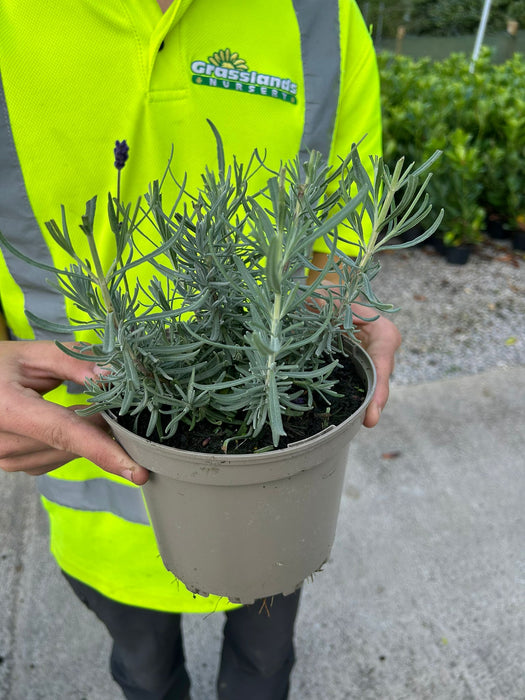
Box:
[116,353,367,454]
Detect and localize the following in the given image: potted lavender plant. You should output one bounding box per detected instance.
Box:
[0,127,442,603]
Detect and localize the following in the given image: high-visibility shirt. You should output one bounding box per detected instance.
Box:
[0,0,381,612]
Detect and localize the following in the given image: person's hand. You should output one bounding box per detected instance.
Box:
[0,340,149,484]
[353,309,401,428]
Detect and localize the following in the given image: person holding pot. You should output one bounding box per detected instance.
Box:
[0,1,400,698]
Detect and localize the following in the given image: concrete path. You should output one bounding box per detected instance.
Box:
[1,366,524,699]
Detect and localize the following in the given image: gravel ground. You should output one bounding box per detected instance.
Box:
[372,238,525,385]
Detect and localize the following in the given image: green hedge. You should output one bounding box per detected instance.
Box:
[378,49,525,245]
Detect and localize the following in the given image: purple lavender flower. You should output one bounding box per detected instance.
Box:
[114,140,129,170]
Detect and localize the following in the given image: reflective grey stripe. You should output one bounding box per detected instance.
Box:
[37,474,150,526]
[0,74,71,341]
[292,0,341,161]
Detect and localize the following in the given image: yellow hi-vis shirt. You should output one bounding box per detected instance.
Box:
[0,0,381,612]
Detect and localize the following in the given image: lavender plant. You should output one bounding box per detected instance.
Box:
[0,128,442,450]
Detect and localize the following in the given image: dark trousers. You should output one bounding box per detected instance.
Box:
[63,572,301,700]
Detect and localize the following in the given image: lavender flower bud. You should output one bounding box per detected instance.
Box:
[114,140,129,170]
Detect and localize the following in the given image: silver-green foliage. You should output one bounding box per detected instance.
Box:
[0,133,442,448]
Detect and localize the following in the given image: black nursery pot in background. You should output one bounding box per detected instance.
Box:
[445,245,471,265]
[430,233,446,256]
[486,214,508,240]
[513,230,525,251]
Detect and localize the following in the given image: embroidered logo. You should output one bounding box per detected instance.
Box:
[191,49,298,104]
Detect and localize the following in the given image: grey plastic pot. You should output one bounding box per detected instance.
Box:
[104,342,376,604]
